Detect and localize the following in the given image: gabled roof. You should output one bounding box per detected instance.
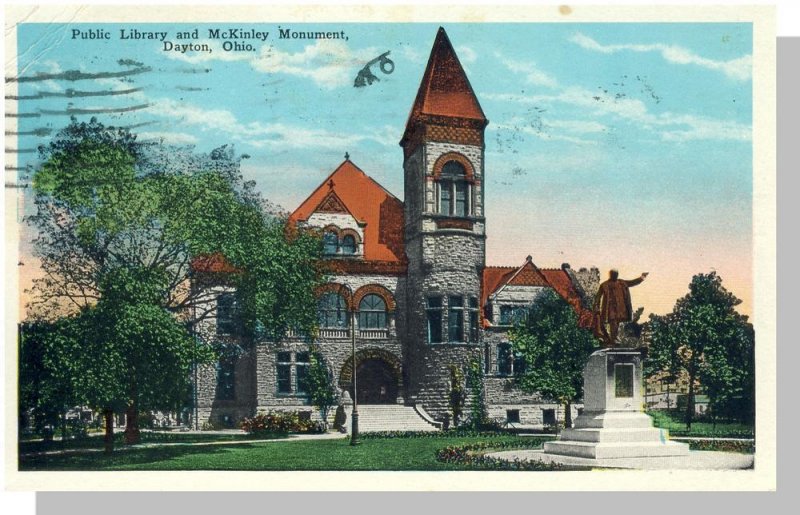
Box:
[481,257,594,329]
[191,252,239,274]
[402,27,486,142]
[288,159,406,264]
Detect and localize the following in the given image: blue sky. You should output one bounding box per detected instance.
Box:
[12,22,753,316]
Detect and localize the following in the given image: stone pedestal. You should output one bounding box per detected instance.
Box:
[543,349,689,460]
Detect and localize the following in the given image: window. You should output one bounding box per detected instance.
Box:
[448,295,464,342]
[497,342,526,376]
[277,351,311,395]
[497,343,513,376]
[542,409,556,426]
[277,352,292,394]
[514,351,527,376]
[322,229,360,256]
[455,182,468,217]
[506,409,521,424]
[426,296,443,344]
[358,294,387,329]
[341,234,357,254]
[440,184,452,215]
[318,293,348,328]
[295,352,310,395]
[323,230,339,255]
[216,357,236,400]
[468,297,479,343]
[438,160,470,217]
[216,293,237,334]
[499,305,528,326]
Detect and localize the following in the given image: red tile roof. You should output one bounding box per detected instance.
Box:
[190,252,239,274]
[288,159,406,265]
[402,27,487,142]
[481,259,594,329]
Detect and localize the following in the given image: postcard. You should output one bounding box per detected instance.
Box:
[3,4,776,491]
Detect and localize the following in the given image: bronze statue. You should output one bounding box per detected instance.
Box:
[594,269,648,347]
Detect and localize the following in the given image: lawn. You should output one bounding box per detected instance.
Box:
[19,433,549,471]
[648,410,754,438]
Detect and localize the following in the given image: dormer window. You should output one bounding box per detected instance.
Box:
[321,227,361,257]
[323,230,339,255]
[341,234,357,255]
[438,160,471,217]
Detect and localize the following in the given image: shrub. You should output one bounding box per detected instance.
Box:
[435,440,577,470]
[687,439,755,454]
[239,411,323,436]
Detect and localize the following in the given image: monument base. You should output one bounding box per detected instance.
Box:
[543,411,689,459]
[543,349,689,460]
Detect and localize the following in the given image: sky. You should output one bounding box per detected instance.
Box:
[10,22,754,318]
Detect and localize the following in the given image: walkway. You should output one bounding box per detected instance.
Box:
[487,449,754,470]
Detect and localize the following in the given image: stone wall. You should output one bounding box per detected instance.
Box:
[565,265,601,309]
[194,348,257,429]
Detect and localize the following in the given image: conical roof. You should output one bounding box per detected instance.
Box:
[401,27,486,146]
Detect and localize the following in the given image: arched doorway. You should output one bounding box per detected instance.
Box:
[353,359,398,404]
[339,348,402,405]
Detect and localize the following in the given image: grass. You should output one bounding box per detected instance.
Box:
[19,433,546,471]
[19,431,284,455]
[648,410,754,438]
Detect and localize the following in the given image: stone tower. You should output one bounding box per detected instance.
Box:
[400,27,488,420]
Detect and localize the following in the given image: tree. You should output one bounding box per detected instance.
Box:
[302,347,337,430]
[646,272,754,429]
[510,289,600,429]
[18,321,81,440]
[26,118,325,442]
[466,356,487,430]
[448,365,465,427]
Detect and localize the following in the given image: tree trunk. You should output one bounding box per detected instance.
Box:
[564,400,573,429]
[103,409,114,454]
[124,403,140,445]
[685,367,695,431]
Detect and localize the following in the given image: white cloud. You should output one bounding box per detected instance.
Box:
[21,60,64,92]
[456,45,478,64]
[136,131,199,145]
[149,98,394,150]
[166,40,380,89]
[570,33,752,81]
[486,87,750,143]
[546,119,608,134]
[399,45,425,64]
[494,52,559,89]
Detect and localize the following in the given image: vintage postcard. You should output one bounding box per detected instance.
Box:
[3,4,776,491]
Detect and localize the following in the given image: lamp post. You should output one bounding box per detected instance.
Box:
[350,307,360,445]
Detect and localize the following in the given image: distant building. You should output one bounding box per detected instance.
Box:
[191,28,599,430]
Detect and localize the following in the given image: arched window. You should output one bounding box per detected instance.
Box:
[438,160,470,217]
[358,294,387,329]
[341,234,357,255]
[317,293,348,328]
[323,230,339,255]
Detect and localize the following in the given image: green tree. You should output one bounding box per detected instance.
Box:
[646,272,754,429]
[510,289,599,429]
[26,118,324,442]
[18,321,81,440]
[466,356,487,430]
[302,347,337,430]
[448,365,465,427]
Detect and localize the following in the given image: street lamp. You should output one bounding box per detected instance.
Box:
[350,307,360,445]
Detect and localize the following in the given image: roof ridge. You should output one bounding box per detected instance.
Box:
[346,159,403,204]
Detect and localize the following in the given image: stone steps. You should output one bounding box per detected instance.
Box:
[347,405,441,433]
[560,427,671,443]
[543,440,691,459]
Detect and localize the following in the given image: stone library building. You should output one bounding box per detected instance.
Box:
[191,28,600,431]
